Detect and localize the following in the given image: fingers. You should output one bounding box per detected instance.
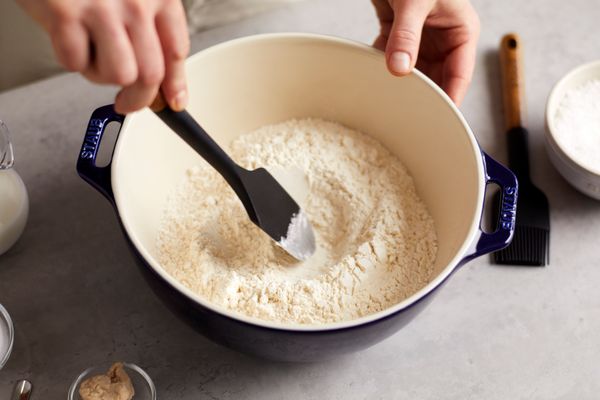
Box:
[81,0,189,114]
[442,10,479,105]
[84,13,138,86]
[114,8,166,114]
[50,22,90,72]
[156,1,190,111]
[17,0,190,113]
[385,0,433,76]
[373,34,388,52]
[372,20,392,51]
[371,0,394,22]
[442,45,474,106]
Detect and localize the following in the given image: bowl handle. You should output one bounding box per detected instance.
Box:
[76,105,124,204]
[460,152,518,265]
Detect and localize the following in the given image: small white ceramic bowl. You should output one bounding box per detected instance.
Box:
[0,303,14,369]
[545,60,600,199]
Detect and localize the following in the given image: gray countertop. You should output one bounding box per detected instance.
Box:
[1,0,600,398]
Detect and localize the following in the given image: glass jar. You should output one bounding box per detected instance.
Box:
[0,303,14,369]
[0,120,28,256]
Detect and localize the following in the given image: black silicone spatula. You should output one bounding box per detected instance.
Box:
[150,94,316,261]
[493,33,550,266]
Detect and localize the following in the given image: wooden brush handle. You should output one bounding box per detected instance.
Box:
[499,33,526,130]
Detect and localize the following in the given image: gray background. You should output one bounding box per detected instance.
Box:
[1,0,600,398]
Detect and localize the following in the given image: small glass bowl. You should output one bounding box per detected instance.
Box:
[0,303,15,369]
[68,363,156,400]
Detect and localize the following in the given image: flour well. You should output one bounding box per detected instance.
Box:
[157,118,437,324]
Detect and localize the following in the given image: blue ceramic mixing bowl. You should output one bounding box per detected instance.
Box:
[77,34,517,361]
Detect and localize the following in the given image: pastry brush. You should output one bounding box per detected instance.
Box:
[493,33,550,266]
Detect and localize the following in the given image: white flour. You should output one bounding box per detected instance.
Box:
[554,79,600,171]
[157,118,437,324]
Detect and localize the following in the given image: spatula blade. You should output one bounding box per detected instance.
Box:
[278,210,316,261]
[238,167,316,261]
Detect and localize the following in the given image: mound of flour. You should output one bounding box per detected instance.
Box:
[157,118,437,324]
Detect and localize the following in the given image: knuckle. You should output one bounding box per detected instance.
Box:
[89,11,118,38]
[93,9,116,28]
[138,65,164,86]
[390,28,419,45]
[112,67,137,86]
[125,0,148,20]
[455,75,471,85]
[461,4,481,36]
[49,1,76,23]
[86,1,112,19]
[170,39,190,61]
[61,49,85,71]
[452,30,472,47]
[50,31,86,71]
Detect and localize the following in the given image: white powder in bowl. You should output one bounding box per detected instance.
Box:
[553,79,600,171]
[157,118,437,324]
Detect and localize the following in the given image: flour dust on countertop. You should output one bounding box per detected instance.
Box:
[157,118,437,325]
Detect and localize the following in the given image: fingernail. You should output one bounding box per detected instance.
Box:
[172,90,188,112]
[389,51,411,75]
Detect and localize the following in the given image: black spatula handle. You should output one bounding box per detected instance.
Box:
[150,92,244,190]
[159,108,239,172]
[150,92,257,222]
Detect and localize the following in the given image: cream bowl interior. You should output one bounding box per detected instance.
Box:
[111,34,484,330]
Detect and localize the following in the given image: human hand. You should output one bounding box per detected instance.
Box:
[372,0,480,105]
[17,0,190,114]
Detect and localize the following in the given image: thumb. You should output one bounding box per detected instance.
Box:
[386,0,430,76]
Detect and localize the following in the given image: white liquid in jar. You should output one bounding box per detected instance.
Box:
[0,309,11,367]
[0,169,28,255]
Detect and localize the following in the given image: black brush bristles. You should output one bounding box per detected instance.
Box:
[491,127,550,266]
[494,225,549,266]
